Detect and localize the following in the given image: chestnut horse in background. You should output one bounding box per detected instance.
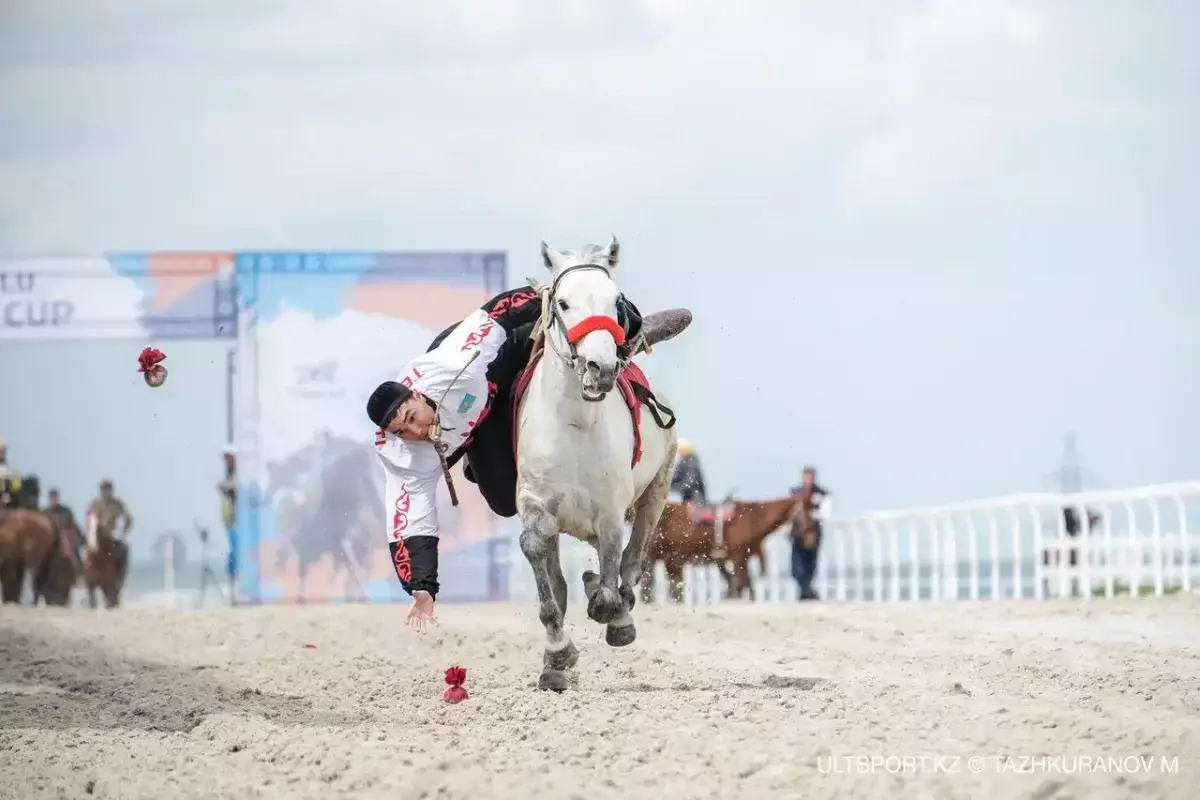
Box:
[82,503,130,609]
[642,495,795,602]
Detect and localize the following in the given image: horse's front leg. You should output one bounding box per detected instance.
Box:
[621,464,673,608]
[581,511,627,630]
[639,563,656,605]
[104,579,119,609]
[518,497,576,692]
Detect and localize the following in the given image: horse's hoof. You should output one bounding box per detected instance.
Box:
[581,570,600,599]
[587,586,623,625]
[543,641,579,671]
[606,622,637,648]
[538,669,570,693]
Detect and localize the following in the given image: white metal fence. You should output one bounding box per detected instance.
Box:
[506,480,1200,607]
[125,481,1200,609]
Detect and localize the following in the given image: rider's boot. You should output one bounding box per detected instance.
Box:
[632,309,692,356]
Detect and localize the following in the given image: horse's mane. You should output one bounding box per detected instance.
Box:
[560,244,616,269]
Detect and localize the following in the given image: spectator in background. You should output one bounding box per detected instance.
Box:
[670,439,708,517]
[790,466,829,601]
[217,446,238,585]
[1045,506,1101,570]
[44,488,82,563]
[0,440,16,479]
[0,441,20,509]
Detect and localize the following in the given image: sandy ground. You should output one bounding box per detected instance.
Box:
[2,596,1199,800]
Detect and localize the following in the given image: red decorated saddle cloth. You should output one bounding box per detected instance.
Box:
[693,502,736,524]
[511,350,675,469]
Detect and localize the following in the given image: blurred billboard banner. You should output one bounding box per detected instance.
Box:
[2,249,510,605]
[232,251,510,604]
[0,253,237,341]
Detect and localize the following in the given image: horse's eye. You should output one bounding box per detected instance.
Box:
[557,299,569,312]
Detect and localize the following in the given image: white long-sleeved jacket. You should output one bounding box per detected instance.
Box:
[375,308,508,595]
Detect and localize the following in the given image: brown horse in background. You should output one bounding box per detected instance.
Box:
[0,509,57,604]
[641,496,795,603]
[40,519,81,606]
[715,497,795,600]
[640,502,720,603]
[82,505,130,609]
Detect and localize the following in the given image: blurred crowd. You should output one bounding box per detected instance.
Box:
[0,440,134,560]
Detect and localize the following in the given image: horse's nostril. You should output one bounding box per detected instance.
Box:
[585,360,601,376]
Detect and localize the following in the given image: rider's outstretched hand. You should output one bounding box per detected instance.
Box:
[406,590,438,633]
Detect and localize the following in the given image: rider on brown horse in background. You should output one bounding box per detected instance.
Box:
[37,488,82,606]
[81,479,134,609]
[790,466,830,601]
[45,489,83,565]
[644,492,796,603]
[87,479,133,575]
[89,480,134,536]
[669,440,739,557]
[0,444,58,605]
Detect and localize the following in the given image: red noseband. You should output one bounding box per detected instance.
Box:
[566,315,626,346]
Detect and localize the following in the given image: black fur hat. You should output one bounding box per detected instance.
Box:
[366,381,413,430]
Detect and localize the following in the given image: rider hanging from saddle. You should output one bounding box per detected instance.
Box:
[365,244,691,631]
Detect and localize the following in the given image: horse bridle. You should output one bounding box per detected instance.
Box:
[535,261,677,426]
[541,263,630,371]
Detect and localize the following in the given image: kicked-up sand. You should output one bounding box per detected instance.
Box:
[2,595,1198,799]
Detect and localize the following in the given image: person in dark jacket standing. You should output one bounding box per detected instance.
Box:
[790,466,829,600]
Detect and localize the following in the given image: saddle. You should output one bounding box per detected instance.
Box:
[691,503,736,523]
[511,348,676,468]
[683,500,737,559]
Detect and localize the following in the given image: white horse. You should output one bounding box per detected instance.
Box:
[516,237,679,692]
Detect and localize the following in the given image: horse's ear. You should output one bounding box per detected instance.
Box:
[606,236,620,269]
[541,240,556,271]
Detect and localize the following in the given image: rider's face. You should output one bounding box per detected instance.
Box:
[387,394,436,441]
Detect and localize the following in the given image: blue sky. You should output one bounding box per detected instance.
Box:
[0,0,1196,557]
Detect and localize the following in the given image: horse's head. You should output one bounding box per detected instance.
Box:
[724,496,797,551]
[540,237,624,402]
